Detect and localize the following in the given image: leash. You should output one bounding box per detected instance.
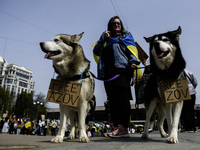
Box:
[89,71,121,82]
[90,66,147,83]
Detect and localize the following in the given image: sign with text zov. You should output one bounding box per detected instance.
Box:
[46,79,81,107]
[159,77,191,103]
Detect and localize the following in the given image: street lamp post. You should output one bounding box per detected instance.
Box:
[33,101,43,119]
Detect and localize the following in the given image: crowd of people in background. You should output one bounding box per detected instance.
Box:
[0,114,59,136]
[0,113,137,138]
[0,105,199,137]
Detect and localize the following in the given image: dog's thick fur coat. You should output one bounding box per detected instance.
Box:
[142,26,186,143]
[40,32,94,143]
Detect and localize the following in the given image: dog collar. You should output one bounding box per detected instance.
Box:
[62,71,90,81]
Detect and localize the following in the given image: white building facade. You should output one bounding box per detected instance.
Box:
[0,56,35,106]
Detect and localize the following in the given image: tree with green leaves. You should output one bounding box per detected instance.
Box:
[13,92,34,119]
[13,92,47,120]
[0,87,11,116]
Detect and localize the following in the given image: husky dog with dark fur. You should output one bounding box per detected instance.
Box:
[40,32,94,143]
[141,26,186,143]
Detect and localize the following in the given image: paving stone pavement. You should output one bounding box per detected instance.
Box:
[0,129,200,150]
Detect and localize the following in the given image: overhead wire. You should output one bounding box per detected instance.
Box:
[110,0,120,16]
[0,9,55,35]
[0,37,40,58]
[0,10,47,58]
[0,36,38,46]
[0,10,50,58]
[110,0,129,30]
[0,5,128,60]
[2,38,7,58]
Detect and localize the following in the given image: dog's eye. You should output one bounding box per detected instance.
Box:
[153,40,157,44]
[163,39,169,42]
[54,39,60,42]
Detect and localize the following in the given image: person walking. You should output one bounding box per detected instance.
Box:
[32,115,42,135]
[93,16,142,138]
[181,69,198,132]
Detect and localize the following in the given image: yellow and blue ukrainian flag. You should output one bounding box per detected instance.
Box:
[92,33,143,78]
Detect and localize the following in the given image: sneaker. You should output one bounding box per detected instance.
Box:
[104,126,118,137]
[107,125,130,138]
[188,130,195,133]
[188,129,197,133]
[103,132,109,137]
[148,129,153,133]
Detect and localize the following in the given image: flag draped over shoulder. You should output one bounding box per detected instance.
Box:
[92,33,143,78]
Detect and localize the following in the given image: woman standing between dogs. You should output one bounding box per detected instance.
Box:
[93,16,142,137]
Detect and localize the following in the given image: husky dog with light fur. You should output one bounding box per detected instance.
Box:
[142,26,186,143]
[40,32,94,143]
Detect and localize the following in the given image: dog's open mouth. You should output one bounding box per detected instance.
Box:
[44,51,61,59]
[156,50,169,59]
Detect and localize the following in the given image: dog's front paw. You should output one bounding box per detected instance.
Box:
[141,133,148,139]
[167,136,179,144]
[80,136,90,143]
[51,136,63,143]
[161,133,169,138]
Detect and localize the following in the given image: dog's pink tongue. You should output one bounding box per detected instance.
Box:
[157,52,164,58]
[44,52,50,58]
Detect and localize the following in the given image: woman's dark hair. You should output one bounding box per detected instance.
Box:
[107,16,127,37]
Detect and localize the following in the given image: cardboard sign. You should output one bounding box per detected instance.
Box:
[46,79,81,107]
[159,78,191,103]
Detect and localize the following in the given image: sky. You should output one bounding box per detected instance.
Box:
[0,0,200,108]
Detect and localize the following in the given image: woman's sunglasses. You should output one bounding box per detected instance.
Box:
[112,22,121,26]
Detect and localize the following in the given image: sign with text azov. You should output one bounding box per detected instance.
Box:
[159,78,191,103]
[46,79,81,107]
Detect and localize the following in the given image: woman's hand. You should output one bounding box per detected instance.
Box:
[130,64,137,69]
[104,31,111,42]
[105,31,111,38]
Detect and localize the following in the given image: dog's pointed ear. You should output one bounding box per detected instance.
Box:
[71,32,84,44]
[144,36,152,43]
[172,26,182,41]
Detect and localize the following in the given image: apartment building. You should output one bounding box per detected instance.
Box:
[0,56,35,106]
